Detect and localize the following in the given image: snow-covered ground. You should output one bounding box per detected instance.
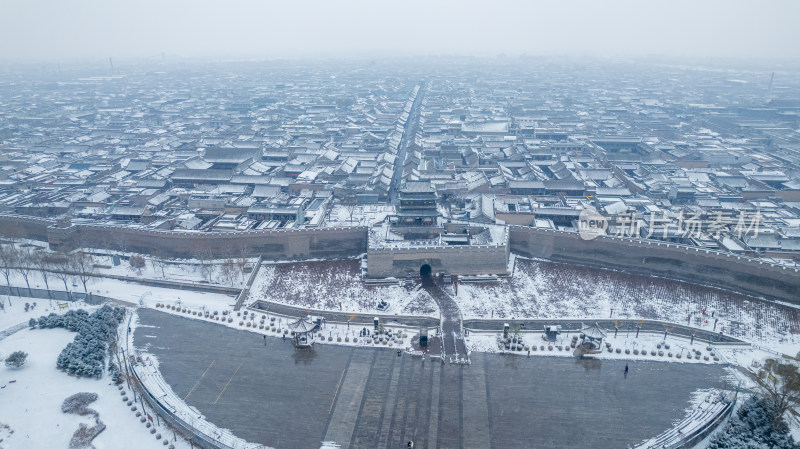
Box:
[89,276,237,310]
[325,204,393,227]
[0,295,74,335]
[0,239,253,288]
[1,247,797,447]
[90,252,255,288]
[454,257,800,355]
[1,269,237,311]
[0,326,190,449]
[250,260,439,317]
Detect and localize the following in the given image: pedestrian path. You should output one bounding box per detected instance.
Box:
[324,350,374,447]
[421,277,468,362]
[0,322,27,342]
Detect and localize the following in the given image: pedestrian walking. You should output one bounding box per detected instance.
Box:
[527,349,530,357]
[282,334,285,341]
[624,363,629,375]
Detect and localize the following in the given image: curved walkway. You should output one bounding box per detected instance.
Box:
[123,311,264,449]
[0,322,27,342]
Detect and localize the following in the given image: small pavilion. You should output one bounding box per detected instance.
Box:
[288,317,317,349]
[574,323,607,358]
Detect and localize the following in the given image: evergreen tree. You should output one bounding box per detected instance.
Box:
[35,305,125,379]
[708,396,796,449]
[4,350,28,368]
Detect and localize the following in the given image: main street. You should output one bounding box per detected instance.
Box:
[389,82,426,205]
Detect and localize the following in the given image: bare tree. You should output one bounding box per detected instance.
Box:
[759,359,800,424]
[221,258,238,286]
[341,194,358,223]
[33,252,56,301]
[235,244,250,285]
[72,251,97,293]
[14,246,36,297]
[150,248,169,278]
[98,233,117,262]
[198,260,215,283]
[194,243,215,283]
[442,194,453,219]
[52,251,74,292]
[450,192,466,220]
[0,245,18,304]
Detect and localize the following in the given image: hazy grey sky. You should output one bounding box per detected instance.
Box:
[1,0,798,62]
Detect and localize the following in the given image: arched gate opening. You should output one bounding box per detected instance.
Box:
[419,264,432,278]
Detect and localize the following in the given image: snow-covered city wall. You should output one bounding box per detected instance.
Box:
[366,243,509,277]
[509,226,800,304]
[0,214,367,261]
[44,219,369,260]
[3,210,799,304]
[0,213,53,241]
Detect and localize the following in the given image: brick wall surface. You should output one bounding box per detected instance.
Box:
[367,244,509,277]
[509,226,800,304]
[0,213,796,303]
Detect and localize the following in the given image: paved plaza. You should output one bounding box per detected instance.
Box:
[136,308,733,449]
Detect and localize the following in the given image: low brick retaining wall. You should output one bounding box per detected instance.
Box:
[248,299,439,328]
[463,318,744,344]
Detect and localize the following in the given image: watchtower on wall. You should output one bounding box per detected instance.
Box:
[368,180,508,278]
[393,180,439,226]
